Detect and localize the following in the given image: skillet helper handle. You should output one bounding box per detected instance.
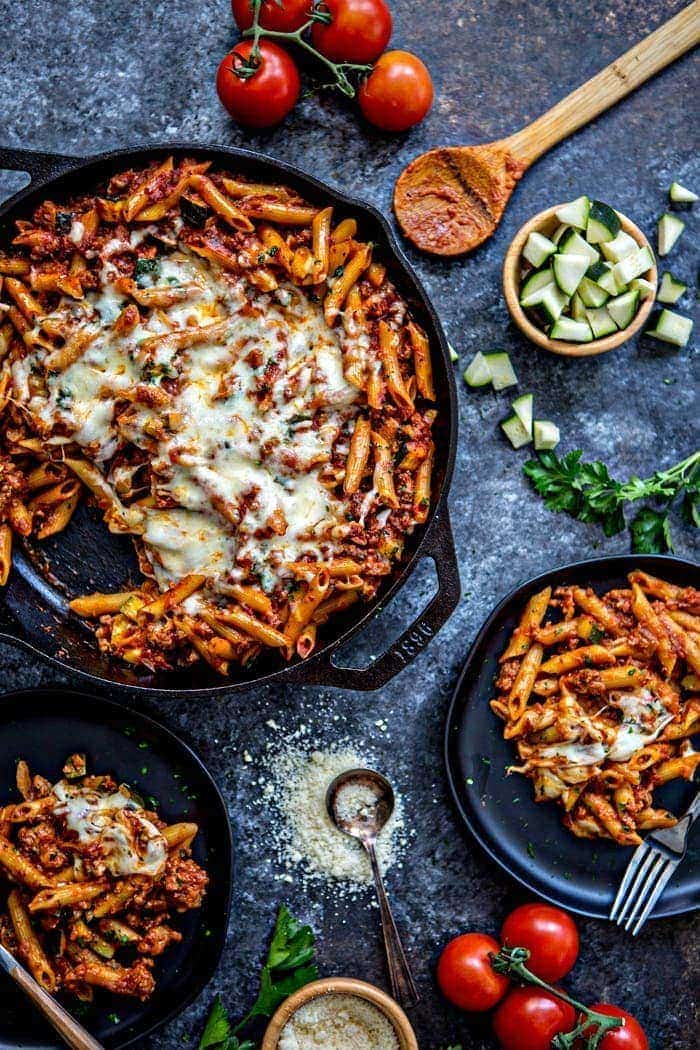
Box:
[302,507,460,690]
[9,961,104,1050]
[0,146,82,185]
[366,841,420,1009]
[502,1,700,168]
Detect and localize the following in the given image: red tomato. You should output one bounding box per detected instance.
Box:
[436,933,509,1012]
[358,50,433,132]
[231,0,310,32]
[501,903,579,982]
[216,41,300,128]
[311,0,392,63]
[579,1004,649,1050]
[494,987,576,1050]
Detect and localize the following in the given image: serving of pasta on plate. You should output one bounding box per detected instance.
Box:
[491,570,700,846]
[0,156,438,675]
[0,754,208,1001]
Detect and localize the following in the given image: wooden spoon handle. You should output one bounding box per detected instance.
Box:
[11,965,104,1050]
[502,1,700,168]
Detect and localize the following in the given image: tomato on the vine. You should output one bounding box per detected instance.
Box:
[493,987,576,1050]
[311,0,392,64]
[358,50,433,132]
[231,0,310,32]
[436,933,509,1012]
[501,903,579,982]
[579,1005,649,1050]
[216,41,301,127]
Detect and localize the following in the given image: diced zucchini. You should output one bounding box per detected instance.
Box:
[448,343,459,362]
[538,284,570,324]
[553,253,589,296]
[586,200,621,243]
[669,181,698,204]
[657,271,687,305]
[577,276,609,308]
[558,229,600,266]
[120,595,145,621]
[600,229,639,264]
[554,196,590,229]
[612,246,654,287]
[630,277,655,300]
[658,213,685,256]
[551,223,570,245]
[533,420,560,451]
[484,352,518,390]
[606,289,640,330]
[501,414,531,449]
[571,292,587,321]
[521,282,556,309]
[512,393,533,436]
[586,260,620,296]
[645,309,693,347]
[586,306,617,338]
[520,267,554,305]
[523,231,557,268]
[550,316,593,342]
[463,351,491,387]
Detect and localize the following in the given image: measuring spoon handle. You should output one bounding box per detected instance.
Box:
[502,0,700,167]
[366,842,420,1010]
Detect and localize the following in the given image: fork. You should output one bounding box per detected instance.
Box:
[610,789,700,935]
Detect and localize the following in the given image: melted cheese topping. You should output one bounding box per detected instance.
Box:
[607,690,674,763]
[534,689,674,769]
[20,247,362,596]
[52,781,167,877]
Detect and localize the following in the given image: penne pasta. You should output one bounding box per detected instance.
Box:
[0,156,440,678]
[493,572,700,847]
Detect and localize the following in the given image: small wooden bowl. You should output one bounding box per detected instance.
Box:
[503,204,657,357]
[261,977,419,1050]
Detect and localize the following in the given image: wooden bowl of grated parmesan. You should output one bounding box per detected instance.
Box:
[262,977,418,1050]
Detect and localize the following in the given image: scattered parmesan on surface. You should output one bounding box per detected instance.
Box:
[278,993,400,1050]
[257,735,406,894]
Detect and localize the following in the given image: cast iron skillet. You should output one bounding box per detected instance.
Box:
[0,687,233,1049]
[445,554,700,920]
[0,143,460,696]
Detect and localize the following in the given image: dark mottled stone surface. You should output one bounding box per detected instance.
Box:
[0,1,697,1047]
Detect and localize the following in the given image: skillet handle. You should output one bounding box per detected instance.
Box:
[296,508,461,691]
[0,146,82,185]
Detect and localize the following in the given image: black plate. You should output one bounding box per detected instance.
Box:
[445,555,700,920]
[0,688,232,1049]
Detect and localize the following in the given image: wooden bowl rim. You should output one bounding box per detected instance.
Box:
[260,977,419,1050]
[502,203,657,357]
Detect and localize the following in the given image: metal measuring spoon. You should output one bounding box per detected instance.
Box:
[326,768,420,1009]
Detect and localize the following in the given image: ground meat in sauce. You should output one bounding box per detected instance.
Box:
[164,856,209,911]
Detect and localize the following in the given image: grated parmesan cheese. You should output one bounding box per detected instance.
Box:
[254,731,406,895]
[278,993,400,1050]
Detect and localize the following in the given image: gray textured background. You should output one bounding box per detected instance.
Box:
[0,1,698,1047]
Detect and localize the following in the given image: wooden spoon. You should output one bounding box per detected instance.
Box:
[394,2,700,256]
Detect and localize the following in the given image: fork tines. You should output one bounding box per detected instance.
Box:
[610,841,677,936]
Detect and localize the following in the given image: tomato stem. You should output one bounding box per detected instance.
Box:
[240,0,372,98]
[491,947,624,1050]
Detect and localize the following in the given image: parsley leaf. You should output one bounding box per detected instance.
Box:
[523,449,699,551]
[198,906,317,1049]
[242,905,317,1024]
[630,507,673,553]
[199,996,231,1049]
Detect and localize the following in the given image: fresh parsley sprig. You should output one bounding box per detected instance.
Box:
[523,449,699,553]
[198,905,318,1050]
